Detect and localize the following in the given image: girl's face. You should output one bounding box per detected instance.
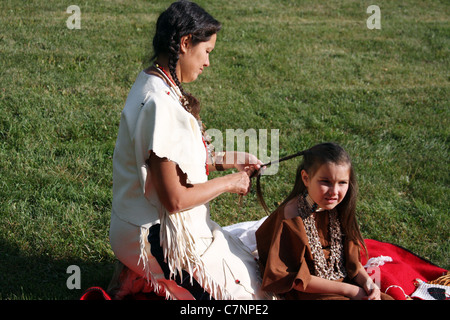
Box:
[178,33,217,83]
[301,162,350,211]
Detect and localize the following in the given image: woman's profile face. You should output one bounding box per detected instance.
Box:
[178,33,217,83]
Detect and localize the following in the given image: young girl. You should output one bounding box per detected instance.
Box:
[255,142,393,300]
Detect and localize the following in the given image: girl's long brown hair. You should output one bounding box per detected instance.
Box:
[256,142,368,257]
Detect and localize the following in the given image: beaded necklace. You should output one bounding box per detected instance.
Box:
[154,62,185,103]
[297,193,347,280]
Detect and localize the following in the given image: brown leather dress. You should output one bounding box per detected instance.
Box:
[255,203,393,300]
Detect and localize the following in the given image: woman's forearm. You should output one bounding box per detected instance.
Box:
[158,174,243,214]
[207,151,233,172]
[148,153,250,213]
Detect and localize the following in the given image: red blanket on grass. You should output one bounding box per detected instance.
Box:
[360,239,447,300]
[81,239,447,300]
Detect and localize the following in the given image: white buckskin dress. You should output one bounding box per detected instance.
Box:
[109,71,264,300]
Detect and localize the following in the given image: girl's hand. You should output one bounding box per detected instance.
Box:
[353,265,382,300]
[344,283,369,300]
[366,287,382,300]
[352,287,370,300]
[364,282,382,300]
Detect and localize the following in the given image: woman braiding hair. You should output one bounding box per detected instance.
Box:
[109,0,266,300]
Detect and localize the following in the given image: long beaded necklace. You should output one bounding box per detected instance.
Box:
[297,192,347,280]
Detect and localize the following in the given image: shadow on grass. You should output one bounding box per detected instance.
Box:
[0,236,114,300]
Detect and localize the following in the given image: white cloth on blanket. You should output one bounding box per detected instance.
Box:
[223,217,268,258]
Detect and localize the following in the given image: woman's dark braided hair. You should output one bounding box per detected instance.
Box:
[151,0,221,122]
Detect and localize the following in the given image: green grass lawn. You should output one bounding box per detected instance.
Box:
[0,0,448,299]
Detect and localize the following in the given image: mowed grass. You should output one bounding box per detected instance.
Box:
[0,0,448,299]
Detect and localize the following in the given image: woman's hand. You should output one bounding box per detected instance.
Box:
[232,151,262,173]
[212,151,263,177]
[226,171,252,195]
